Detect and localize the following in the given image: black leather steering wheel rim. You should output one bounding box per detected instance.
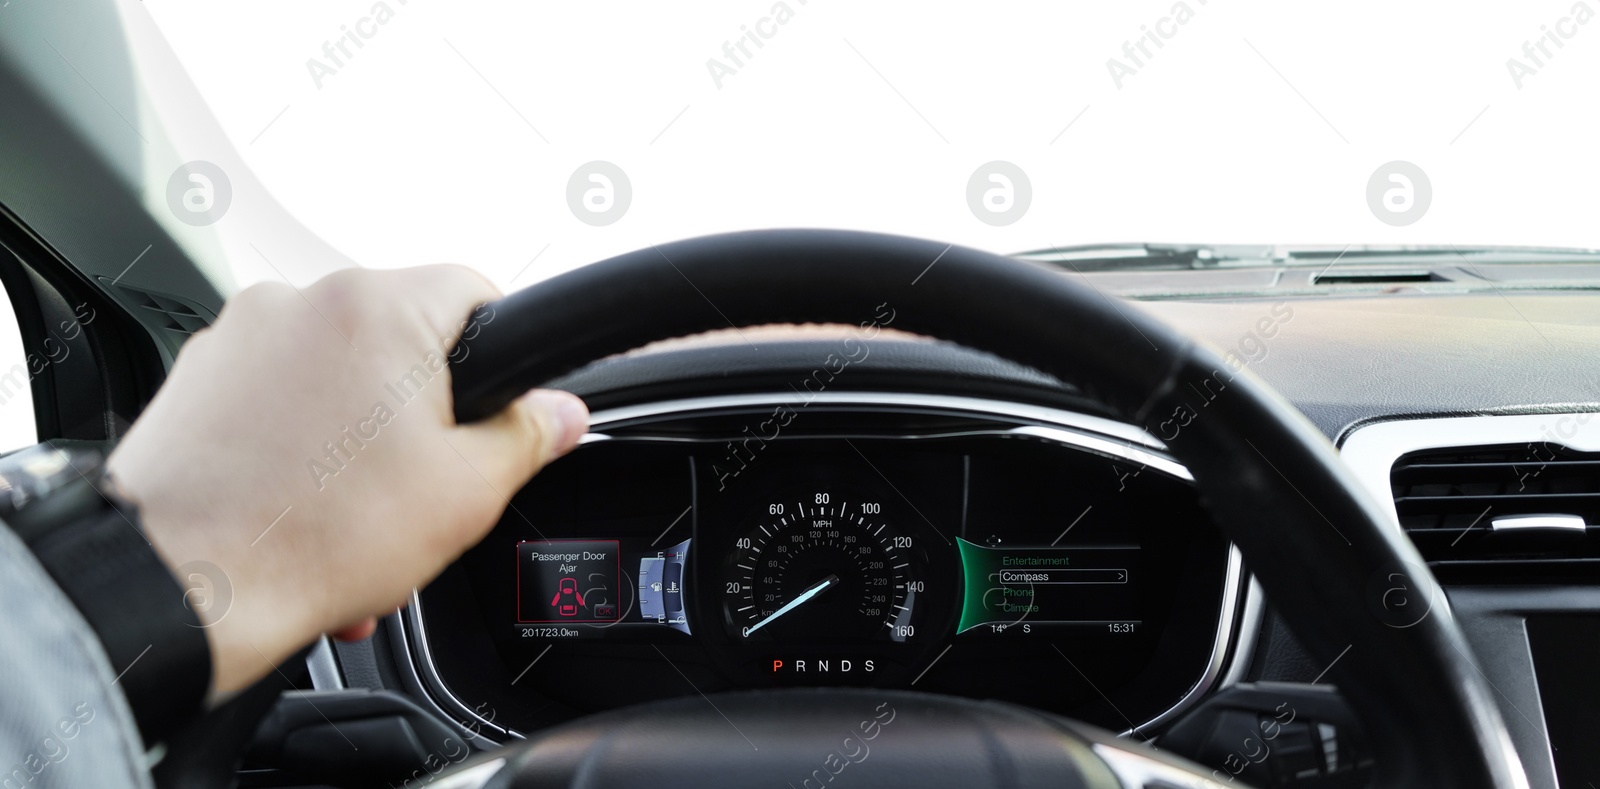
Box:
[450,229,1525,788]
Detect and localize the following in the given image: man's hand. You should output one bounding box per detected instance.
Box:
[107,266,587,698]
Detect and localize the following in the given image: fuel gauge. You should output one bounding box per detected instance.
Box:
[639,538,691,634]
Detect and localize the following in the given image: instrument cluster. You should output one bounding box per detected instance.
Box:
[409,399,1236,738]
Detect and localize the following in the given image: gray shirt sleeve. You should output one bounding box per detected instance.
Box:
[0,520,153,789]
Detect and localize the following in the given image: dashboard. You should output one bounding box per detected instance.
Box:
[348,293,1600,787]
[404,393,1239,739]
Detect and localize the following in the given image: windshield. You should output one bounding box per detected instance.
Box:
[142,3,1600,290]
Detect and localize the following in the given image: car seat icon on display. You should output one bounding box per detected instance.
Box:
[551,577,585,617]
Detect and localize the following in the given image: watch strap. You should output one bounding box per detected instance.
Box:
[4,445,212,745]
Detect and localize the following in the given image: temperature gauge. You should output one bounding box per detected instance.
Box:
[639,539,691,634]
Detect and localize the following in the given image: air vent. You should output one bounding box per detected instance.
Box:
[1391,443,1600,583]
[98,278,218,338]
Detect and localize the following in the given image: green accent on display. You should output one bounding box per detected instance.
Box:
[958,538,1137,634]
[957,537,1044,633]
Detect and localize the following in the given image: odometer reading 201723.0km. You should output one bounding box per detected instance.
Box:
[725,494,920,643]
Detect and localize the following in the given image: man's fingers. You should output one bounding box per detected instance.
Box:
[450,389,589,495]
[329,618,378,642]
[387,264,505,343]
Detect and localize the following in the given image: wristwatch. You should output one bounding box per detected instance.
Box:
[0,443,212,746]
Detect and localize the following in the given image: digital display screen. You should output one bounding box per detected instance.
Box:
[637,538,691,634]
[956,539,1140,636]
[514,537,694,636]
[444,431,1229,736]
[517,540,623,623]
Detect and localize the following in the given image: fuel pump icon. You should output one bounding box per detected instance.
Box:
[639,539,692,634]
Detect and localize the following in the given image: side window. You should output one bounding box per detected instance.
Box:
[0,280,40,452]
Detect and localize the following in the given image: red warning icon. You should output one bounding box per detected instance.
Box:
[550,577,586,617]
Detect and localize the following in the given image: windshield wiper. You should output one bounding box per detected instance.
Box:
[1013,243,1255,271]
[1015,243,1600,272]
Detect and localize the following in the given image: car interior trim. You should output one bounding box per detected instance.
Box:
[1218,576,1264,689]
[397,390,1249,742]
[1337,411,1600,789]
[305,636,345,692]
[568,390,1170,452]
[1489,514,1588,533]
[400,600,520,745]
[1339,411,1600,528]
[1129,544,1243,737]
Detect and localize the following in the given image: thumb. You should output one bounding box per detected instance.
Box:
[450,389,589,493]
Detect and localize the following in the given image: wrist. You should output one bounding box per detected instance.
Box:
[3,445,213,743]
[113,472,313,699]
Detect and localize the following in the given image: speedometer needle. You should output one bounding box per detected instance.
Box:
[744,574,839,637]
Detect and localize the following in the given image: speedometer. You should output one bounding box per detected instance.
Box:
[724,494,921,643]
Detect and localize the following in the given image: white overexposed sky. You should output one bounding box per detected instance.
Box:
[137,1,1600,291]
[0,284,37,452]
[3,2,1595,449]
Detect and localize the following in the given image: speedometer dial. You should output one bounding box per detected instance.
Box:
[724,495,919,643]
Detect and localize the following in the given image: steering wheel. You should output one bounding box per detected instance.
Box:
[447,229,1525,788]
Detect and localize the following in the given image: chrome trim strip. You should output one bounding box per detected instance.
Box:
[386,610,500,744]
[400,391,1243,740]
[1339,411,1600,531]
[1219,575,1264,689]
[1491,514,1587,532]
[1339,414,1568,789]
[1008,425,1190,482]
[306,636,345,691]
[388,607,514,746]
[403,599,517,744]
[1128,545,1243,737]
[580,425,1192,482]
[582,391,1169,452]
